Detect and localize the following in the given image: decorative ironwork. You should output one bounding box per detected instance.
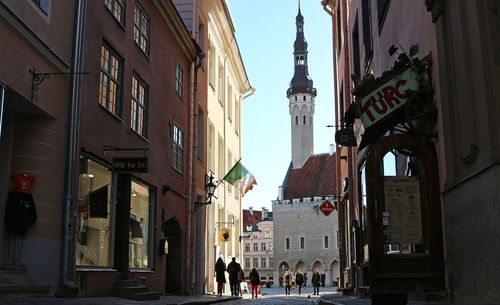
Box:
[30,68,90,100]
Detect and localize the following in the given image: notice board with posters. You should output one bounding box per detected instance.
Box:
[383,176,422,244]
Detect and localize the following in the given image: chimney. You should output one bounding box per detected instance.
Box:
[329,144,335,156]
[262,207,268,219]
[249,206,253,216]
[278,186,284,201]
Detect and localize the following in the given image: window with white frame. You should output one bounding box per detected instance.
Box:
[104,0,124,25]
[261,257,267,268]
[134,3,150,55]
[172,124,184,173]
[324,235,329,249]
[218,63,224,106]
[253,257,258,268]
[300,236,305,249]
[269,242,273,251]
[99,44,122,116]
[269,257,274,268]
[176,60,184,99]
[245,258,250,269]
[245,243,250,252]
[261,242,266,251]
[130,74,148,137]
[209,44,216,89]
[253,243,258,251]
[285,237,290,250]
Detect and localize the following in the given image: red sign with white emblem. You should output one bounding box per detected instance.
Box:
[319,200,335,216]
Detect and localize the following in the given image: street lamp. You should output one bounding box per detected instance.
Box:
[195,174,219,207]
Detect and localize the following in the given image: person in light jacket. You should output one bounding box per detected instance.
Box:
[312,268,321,295]
[283,267,292,295]
[249,268,261,299]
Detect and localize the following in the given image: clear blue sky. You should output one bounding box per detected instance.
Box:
[226,0,335,211]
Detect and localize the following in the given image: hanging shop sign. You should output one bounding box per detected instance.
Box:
[112,157,148,173]
[219,228,231,242]
[353,66,423,149]
[335,128,357,147]
[319,200,335,216]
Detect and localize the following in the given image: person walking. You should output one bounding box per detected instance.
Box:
[303,272,308,288]
[295,268,304,295]
[312,268,321,295]
[226,257,241,296]
[237,268,245,296]
[249,267,261,299]
[215,257,226,296]
[283,267,292,295]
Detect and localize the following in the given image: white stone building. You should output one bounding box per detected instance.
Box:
[271,6,340,288]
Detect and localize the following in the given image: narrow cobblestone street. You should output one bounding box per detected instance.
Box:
[217,287,335,305]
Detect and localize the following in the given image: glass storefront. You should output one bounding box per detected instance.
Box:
[129,180,151,269]
[76,158,112,267]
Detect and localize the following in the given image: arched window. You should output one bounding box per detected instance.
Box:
[295,96,297,101]
[303,116,306,124]
[295,116,298,125]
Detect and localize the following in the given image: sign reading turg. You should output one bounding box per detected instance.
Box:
[359,66,421,129]
[112,157,148,173]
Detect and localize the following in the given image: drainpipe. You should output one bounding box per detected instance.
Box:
[61,0,86,293]
[321,0,343,287]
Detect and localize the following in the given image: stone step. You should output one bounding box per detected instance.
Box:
[113,291,161,301]
[0,284,52,296]
[112,285,150,294]
[0,269,28,285]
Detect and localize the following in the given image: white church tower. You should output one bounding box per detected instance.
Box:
[287,4,317,169]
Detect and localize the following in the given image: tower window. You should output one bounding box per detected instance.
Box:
[303,116,306,124]
[295,116,298,125]
[295,96,297,101]
[303,96,306,101]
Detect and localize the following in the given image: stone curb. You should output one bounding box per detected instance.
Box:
[178,296,241,305]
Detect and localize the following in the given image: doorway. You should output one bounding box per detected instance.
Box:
[162,217,182,294]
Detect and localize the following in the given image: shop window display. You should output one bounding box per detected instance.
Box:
[76,159,112,266]
[129,181,151,269]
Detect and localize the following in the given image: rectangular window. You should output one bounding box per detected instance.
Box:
[133,4,150,55]
[352,14,361,80]
[362,0,373,71]
[32,0,50,14]
[245,258,250,269]
[300,237,305,249]
[217,135,224,179]
[253,243,258,252]
[245,243,250,252]
[130,75,148,137]
[261,242,266,251]
[209,44,216,89]
[218,64,224,106]
[235,97,240,135]
[104,0,124,25]
[263,231,270,239]
[324,236,329,249]
[129,181,152,269]
[377,0,391,34]
[197,108,204,162]
[285,237,290,250]
[173,124,184,173]
[176,60,184,99]
[227,152,233,193]
[253,258,258,268]
[269,257,274,268]
[99,44,122,116]
[269,242,273,251]
[228,86,233,122]
[261,257,266,268]
[76,158,112,267]
[208,123,215,172]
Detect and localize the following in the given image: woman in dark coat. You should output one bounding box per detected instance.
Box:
[312,268,321,295]
[249,267,261,299]
[215,257,226,296]
[295,268,304,295]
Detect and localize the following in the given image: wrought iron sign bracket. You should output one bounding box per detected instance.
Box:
[30,68,90,100]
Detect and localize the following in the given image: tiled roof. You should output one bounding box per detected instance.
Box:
[243,209,273,227]
[283,153,337,200]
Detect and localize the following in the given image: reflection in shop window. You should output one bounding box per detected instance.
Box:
[76,159,112,267]
[129,181,151,269]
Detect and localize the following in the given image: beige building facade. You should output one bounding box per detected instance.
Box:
[201,0,252,294]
